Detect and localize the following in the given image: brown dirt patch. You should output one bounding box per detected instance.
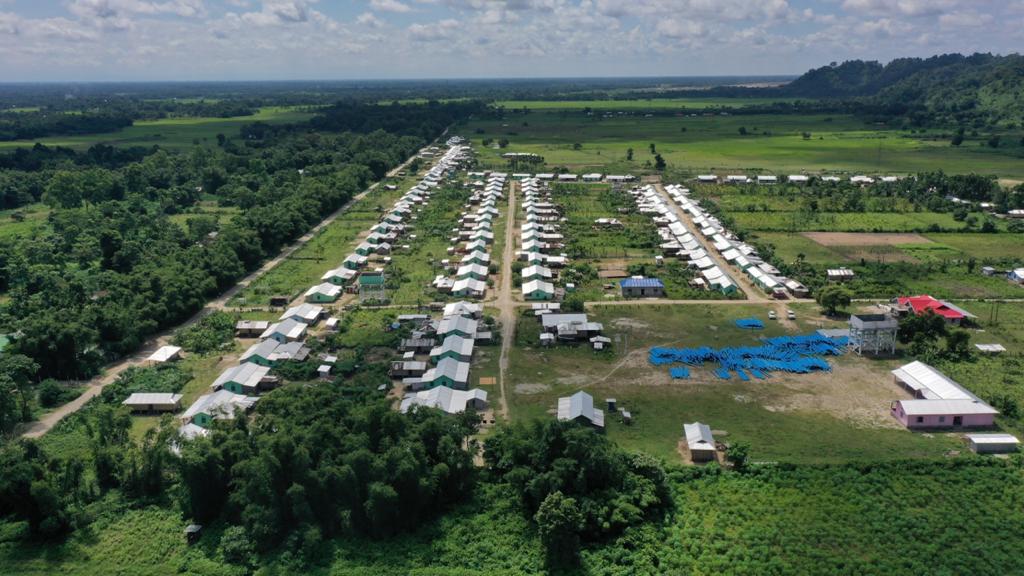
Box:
[757,357,911,428]
[803,232,932,246]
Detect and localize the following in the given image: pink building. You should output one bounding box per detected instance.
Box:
[890,399,997,429]
[889,361,998,429]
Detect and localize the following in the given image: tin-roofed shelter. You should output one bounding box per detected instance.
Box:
[123,392,182,413]
[182,390,258,429]
[305,282,342,303]
[147,345,183,364]
[966,433,1020,454]
[280,303,323,325]
[684,422,717,462]
[212,363,277,395]
[400,386,488,414]
[557,391,604,429]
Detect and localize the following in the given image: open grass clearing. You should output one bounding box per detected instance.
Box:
[803,231,934,246]
[0,203,51,240]
[0,106,314,151]
[507,304,957,463]
[495,97,800,110]
[466,111,1024,179]
[229,175,417,307]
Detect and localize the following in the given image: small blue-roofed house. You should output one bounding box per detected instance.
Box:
[620,276,665,298]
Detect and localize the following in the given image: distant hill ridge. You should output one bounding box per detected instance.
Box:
[780,53,1024,126]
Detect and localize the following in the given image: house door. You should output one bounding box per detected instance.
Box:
[953,416,963,426]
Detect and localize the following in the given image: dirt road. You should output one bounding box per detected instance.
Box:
[495,181,518,421]
[654,183,768,303]
[17,154,422,439]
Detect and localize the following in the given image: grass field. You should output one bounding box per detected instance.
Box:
[496,97,800,110]
[167,202,241,231]
[0,203,51,239]
[228,176,414,307]
[729,210,993,233]
[507,304,959,464]
[0,106,314,151]
[467,111,1024,179]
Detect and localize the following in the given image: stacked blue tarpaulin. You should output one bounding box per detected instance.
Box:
[651,333,846,378]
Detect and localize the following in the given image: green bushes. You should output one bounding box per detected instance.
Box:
[173,312,238,354]
[484,420,672,567]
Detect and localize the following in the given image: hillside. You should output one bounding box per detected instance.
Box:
[782,53,1024,126]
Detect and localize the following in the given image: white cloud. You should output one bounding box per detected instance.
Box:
[370,0,412,13]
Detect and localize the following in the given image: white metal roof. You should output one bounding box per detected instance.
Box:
[897,399,998,416]
[400,386,487,414]
[684,422,715,450]
[891,361,978,401]
[557,391,604,427]
[966,433,1020,445]
[123,392,182,406]
[147,345,182,363]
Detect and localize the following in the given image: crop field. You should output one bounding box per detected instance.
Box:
[729,210,990,233]
[466,111,1024,179]
[506,303,959,464]
[558,183,659,258]
[0,106,315,151]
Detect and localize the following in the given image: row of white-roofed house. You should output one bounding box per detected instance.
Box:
[391,301,491,416]
[479,165,638,185]
[518,177,570,301]
[175,140,473,441]
[333,140,473,301]
[434,170,505,298]
[666,184,808,298]
[622,184,735,295]
[696,174,901,186]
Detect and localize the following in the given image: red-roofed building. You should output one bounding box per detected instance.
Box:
[897,295,975,326]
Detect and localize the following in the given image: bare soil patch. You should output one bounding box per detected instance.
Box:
[610,318,651,330]
[757,358,911,428]
[803,232,933,246]
[514,382,550,394]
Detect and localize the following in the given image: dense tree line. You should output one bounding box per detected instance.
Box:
[484,420,673,567]
[0,111,134,141]
[0,102,469,385]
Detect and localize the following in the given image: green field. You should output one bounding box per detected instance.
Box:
[507,304,959,464]
[228,177,413,307]
[0,106,315,151]
[729,210,995,233]
[0,203,51,239]
[496,97,799,110]
[467,111,1024,178]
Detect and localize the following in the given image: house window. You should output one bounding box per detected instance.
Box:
[938,416,946,423]
[916,416,923,424]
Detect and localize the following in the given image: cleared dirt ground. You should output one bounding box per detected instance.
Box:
[803,232,933,246]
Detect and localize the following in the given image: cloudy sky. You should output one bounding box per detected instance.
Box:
[0,0,1020,81]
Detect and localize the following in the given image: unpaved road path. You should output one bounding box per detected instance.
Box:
[495,181,518,421]
[654,182,768,303]
[17,153,423,439]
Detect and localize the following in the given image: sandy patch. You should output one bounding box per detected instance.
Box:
[803,232,932,246]
[556,375,592,387]
[611,318,651,330]
[755,359,911,428]
[515,383,550,394]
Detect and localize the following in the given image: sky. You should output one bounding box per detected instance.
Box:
[0,0,1021,81]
